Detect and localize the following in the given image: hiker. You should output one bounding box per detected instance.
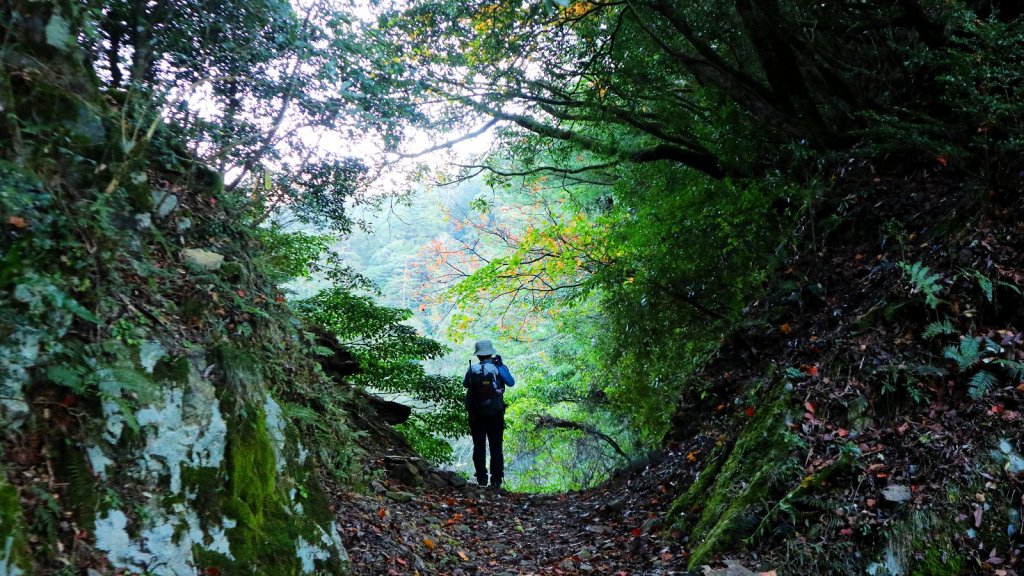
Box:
[464,339,515,489]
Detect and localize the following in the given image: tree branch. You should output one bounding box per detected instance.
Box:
[534,415,629,461]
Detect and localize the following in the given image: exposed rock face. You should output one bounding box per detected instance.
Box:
[1,342,350,575]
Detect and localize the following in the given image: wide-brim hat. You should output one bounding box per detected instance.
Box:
[473,339,497,357]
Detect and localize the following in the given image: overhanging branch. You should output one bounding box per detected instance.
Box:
[534,414,629,461]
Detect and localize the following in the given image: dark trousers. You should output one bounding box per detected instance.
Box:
[469,413,505,486]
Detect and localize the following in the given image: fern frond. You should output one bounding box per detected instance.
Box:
[281,402,324,430]
[922,320,956,339]
[982,338,1003,356]
[976,272,994,302]
[899,261,945,309]
[994,359,1024,381]
[968,370,1000,400]
[944,336,982,371]
[910,364,946,377]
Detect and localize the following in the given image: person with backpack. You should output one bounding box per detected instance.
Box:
[464,339,515,490]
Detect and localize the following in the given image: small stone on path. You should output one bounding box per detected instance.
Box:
[881,484,912,502]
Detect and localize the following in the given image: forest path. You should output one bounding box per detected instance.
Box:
[331,436,718,576]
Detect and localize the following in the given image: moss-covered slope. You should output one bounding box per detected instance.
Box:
[1,3,354,573]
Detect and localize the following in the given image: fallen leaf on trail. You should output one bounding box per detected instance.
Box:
[458,551,469,561]
[837,428,849,437]
[7,215,28,228]
[423,538,435,551]
[378,507,387,518]
[804,401,816,414]
[687,451,699,462]
[745,406,756,418]
[631,527,642,537]
[395,558,406,566]
[780,323,792,334]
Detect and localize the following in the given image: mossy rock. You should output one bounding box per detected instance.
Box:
[0,474,32,575]
[179,347,348,575]
[671,382,802,568]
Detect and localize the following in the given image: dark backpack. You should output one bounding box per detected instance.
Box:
[466,362,503,416]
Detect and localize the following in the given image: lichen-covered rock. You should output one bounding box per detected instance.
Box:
[81,345,350,576]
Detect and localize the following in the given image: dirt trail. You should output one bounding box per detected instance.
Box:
[331,437,718,576]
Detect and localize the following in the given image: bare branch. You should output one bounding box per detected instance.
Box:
[534,415,629,461]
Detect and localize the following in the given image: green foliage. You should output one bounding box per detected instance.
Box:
[966,370,1000,401]
[942,336,997,372]
[669,383,803,568]
[935,15,1024,185]
[0,476,32,574]
[939,335,1024,400]
[294,288,464,463]
[899,261,944,309]
[254,225,339,284]
[922,319,956,339]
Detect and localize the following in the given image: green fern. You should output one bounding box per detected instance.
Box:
[968,370,1000,400]
[974,271,994,302]
[898,261,944,309]
[910,363,946,377]
[942,336,1002,370]
[922,319,956,339]
[943,336,982,370]
[994,358,1024,381]
[281,402,325,431]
